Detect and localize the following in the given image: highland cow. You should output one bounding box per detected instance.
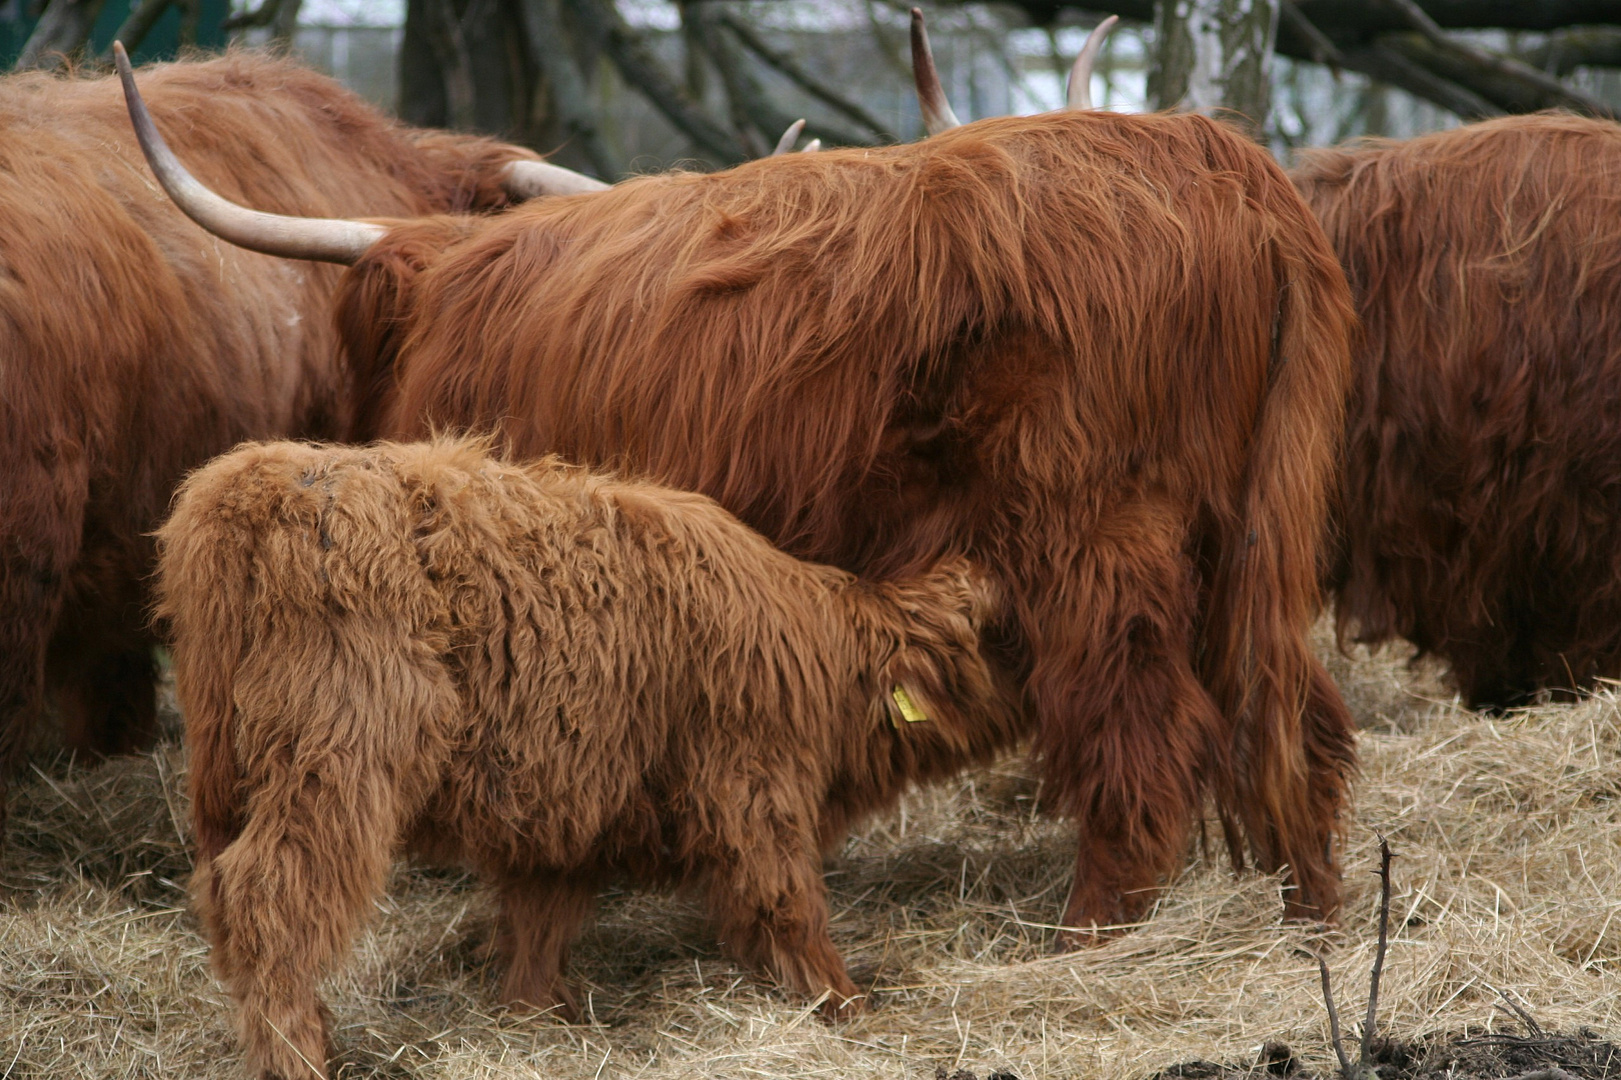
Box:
[155,436,1023,1080]
[1294,113,1621,710]
[122,63,1360,935]
[0,50,605,830]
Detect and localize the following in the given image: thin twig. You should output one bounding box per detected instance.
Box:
[1312,950,1356,1079]
[1495,987,1547,1039]
[1359,836,1394,1070]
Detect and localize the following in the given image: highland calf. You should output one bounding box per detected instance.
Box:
[1294,114,1621,710]
[155,437,1022,1080]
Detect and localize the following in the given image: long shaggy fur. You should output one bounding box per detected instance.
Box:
[1294,113,1621,710]
[335,110,1360,930]
[0,52,536,826]
[155,436,1023,1080]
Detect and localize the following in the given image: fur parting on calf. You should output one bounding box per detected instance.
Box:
[334,109,1359,933]
[0,51,539,832]
[1294,113,1621,711]
[155,436,1024,1080]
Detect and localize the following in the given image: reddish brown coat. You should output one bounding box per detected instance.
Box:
[336,110,1360,931]
[1295,113,1621,710]
[0,53,533,820]
[155,437,1023,1079]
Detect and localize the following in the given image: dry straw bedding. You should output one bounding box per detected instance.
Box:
[5,629,1621,1079]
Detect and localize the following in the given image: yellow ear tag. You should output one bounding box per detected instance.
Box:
[891,685,930,724]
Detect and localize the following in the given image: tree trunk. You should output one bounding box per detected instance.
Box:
[398,0,534,139]
[16,0,106,70]
[1149,0,1280,134]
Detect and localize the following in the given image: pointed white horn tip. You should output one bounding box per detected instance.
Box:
[772,119,807,156]
[802,138,821,153]
[115,41,382,264]
[910,6,962,135]
[501,160,610,198]
[1066,14,1120,111]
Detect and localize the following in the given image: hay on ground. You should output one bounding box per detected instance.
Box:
[5,628,1621,1078]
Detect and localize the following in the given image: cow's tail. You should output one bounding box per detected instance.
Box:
[1205,206,1359,922]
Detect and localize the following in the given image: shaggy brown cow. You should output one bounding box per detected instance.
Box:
[155,436,1022,1080]
[1294,113,1621,711]
[123,73,1360,934]
[0,51,600,829]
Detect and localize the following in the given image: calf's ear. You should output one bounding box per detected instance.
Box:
[878,648,951,730]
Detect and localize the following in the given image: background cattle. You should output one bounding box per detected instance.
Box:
[1294,113,1621,711]
[124,58,1361,934]
[0,51,582,832]
[155,436,1023,1080]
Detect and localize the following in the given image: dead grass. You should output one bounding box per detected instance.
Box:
[6,625,1621,1078]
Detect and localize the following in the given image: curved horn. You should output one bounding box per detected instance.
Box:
[1066,15,1119,110]
[910,8,961,135]
[772,119,807,156]
[501,159,610,197]
[802,138,822,153]
[113,42,384,265]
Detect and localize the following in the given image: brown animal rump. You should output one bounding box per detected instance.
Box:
[0,52,537,832]
[1295,113,1621,710]
[125,96,1360,934]
[156,436,1022,1080]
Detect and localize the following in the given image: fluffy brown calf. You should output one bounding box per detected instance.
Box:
[0,52,548,828]
[1294,113,1621,710]
[155,437,1021,1080]
[125,90,1360,932]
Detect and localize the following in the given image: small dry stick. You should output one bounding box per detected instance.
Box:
[1495,987,1546,1039]
[1359,836,1395,1070]
[1314,950,1356,1079]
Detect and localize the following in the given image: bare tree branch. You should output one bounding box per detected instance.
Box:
[1518,28,1621,75]
[17,0,107,70]
[718,12,898,142]
[566,0,747,164]
[99,0,175,60]
[1279,0,1343,68]
[1383,0,1617,117]
[687,5,877,151]
[1340,41,1503,118]
[517,0,623,178]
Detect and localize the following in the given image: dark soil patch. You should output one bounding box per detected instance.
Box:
[1147,1030,1621,1079]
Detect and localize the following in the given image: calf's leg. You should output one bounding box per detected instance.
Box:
[206,770,406,1080]
[189,630,455,1080]
[705,794,861,1019]
[494,871,598,1021]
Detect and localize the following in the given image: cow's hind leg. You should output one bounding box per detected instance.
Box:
[51,636,159,757]
[207,767,411,1080]
[705,793,861,1019]
[0,474,82,839]
[1027,500,1226,945]
[494,871,598,1021]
